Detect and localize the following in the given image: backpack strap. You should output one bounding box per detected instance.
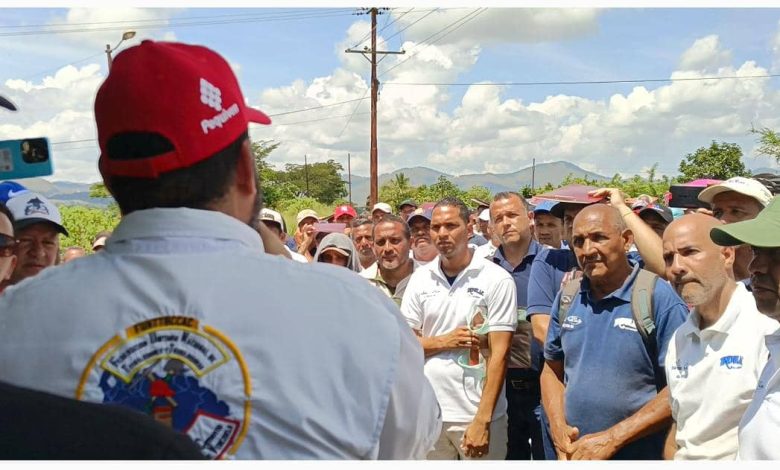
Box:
[631,268,663,391]
[558,270,583,325]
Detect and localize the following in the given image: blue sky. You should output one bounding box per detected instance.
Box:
[1,7,780,182]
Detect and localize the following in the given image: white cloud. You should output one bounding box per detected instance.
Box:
[393,8,600,47]
[678,35,732,71]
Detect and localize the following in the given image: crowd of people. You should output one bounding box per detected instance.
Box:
[0,39,779,461]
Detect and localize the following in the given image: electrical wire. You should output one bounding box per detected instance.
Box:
[384,74,780,87]
[378,8,488,78]
[266,97,369,118]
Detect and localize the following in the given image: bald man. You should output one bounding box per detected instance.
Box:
[662,214,777,460]
[541,205,687,460]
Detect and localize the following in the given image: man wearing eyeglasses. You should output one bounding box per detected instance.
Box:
[0,203,18,288]
[2,191,67,289]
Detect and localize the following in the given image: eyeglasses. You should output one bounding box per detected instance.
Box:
[0,233,18,257]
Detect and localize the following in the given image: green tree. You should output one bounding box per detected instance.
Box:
[416,175,464,203]
[250,140,298,208]
[282,159,347,204]
[462,185,492,208]
[59,205,121,251]
[89,183,111,198]
[750,125,780,163]
[678,141,751,181]
[378,172,417,210]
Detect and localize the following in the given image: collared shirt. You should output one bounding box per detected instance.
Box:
[665,283,777,460]
[474,241,499,260]
[0,208,441,460]
[401,250,517,423]
[738,329,780,460]
[491,239,542,370]
[544,264,688,460]
[360,260,417,305]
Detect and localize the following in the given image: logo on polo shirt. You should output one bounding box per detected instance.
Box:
[613,318,638,332]
[77,316,251,459]
[672,362,689,379]
[720,355,744,370]
[467,287,485,298]
[562,315,582,330]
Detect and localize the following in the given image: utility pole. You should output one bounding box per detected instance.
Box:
[531,158,536,191]
[304,154,310,197]
[345,8,404,207]
[348,152,353,206]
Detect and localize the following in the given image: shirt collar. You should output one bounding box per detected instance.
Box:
[681,283,750,338]
[580,262,641,303]
[492,238,541,269]
[432,247,485,284]
[108,207,265,251]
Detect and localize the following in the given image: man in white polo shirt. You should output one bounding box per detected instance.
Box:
[0,40,441,460]
[662,213,777,459]
[402,197,517,460]
[710,196,780,459]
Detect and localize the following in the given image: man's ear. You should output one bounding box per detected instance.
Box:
[721,245,736,270]
[235,138,258,199]
[622,228,634,252]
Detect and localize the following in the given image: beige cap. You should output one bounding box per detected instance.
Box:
[698,177,772,207]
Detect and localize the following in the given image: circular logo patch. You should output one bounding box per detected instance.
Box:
[77,316,251,459]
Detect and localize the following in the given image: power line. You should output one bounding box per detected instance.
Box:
[384,74,780,87]
[0,10,356,38]
[266,97,369,117]
[379,8,488,78]
[275,111,371,127]
[337,89,371,138]
[381,7,440,44]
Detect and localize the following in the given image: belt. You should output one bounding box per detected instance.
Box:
[509,378,540,392]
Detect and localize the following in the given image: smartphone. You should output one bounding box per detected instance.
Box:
[668,184,710,209]
[0,137,54,179]
[313,222,346,234]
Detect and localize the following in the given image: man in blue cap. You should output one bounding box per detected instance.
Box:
[532,200,563,249]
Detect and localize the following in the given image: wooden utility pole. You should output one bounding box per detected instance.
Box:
[531,158,536,191]
[348,152,353,206]
[345,8,404,207]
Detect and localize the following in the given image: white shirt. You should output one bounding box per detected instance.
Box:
[0,208,441,460]
[474,241,499,260]
[665,283,778,460]
[401,250,517,423]
[285,245,308,263]
[738,329,780,460]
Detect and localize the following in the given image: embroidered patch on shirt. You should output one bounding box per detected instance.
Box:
[562,316,582,330]
[720,355,744,370]
[613,318,638,332]
[672,363,689,379]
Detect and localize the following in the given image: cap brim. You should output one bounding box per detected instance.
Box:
[15,218,69,236]
[0,95,17,111]
[697,185,727,204]
[639,208,673,223]
[407,214,431,224]
[320,246,350,258]
[711,217,780,247]
[246,107,271,125]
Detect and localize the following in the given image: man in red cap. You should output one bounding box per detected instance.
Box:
[0,41,441,460]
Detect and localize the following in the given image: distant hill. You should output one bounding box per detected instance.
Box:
[344,161,607,205]
[9,178,110,208]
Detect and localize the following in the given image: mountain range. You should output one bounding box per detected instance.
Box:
[8,161,778,208]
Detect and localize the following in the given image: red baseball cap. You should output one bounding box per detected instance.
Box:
[95,40,271,179]
[332,205,357,220]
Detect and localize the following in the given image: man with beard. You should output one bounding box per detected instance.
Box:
[351,218,376,270]
[0,41,441,459]
[542,204,687,460]
[662,214,776,459]
[402,197,516,460]
[710,196,780,459]
[361,214,415,305]
[407,206,438,265]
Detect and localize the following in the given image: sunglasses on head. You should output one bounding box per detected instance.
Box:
[0,233,18,257]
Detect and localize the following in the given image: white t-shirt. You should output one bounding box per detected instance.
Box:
[665,283,778,460]
[401,250,517,423]
[474,241,499,260]
[738,329,780,460]
[285,245,308,263]
[0,208,441,460]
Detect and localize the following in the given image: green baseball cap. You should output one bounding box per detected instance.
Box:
[710,195,780,247]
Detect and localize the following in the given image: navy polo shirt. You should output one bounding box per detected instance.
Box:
[527,247,644,319]
[491,239,542,371]
[544,264,688,460]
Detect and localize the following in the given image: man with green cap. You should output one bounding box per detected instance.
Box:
[710,196,780,459]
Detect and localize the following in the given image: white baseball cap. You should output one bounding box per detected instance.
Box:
[698,177,773,207]
[6,191,68,235]
[260,208,285,232]
[372,202,392,214]
[478,209,490,222]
